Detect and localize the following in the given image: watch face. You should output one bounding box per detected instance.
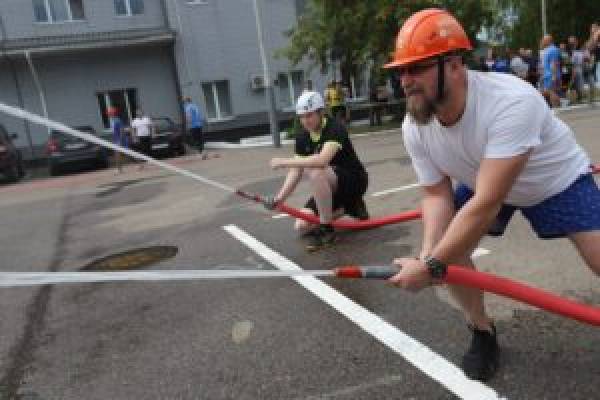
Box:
[426,257,447,278]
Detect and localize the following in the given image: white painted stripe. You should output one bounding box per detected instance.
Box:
[472,247,491,259]
[371,182,420,197]
[271,213,289,219]
[553,101,600,113]
[352,128,401,138]
[224,224,506,400]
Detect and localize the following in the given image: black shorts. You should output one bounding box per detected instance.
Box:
[331,105,346,119]
[190,127,204,151]
[305,167,368,217]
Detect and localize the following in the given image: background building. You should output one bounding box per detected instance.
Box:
[0,0,369,160]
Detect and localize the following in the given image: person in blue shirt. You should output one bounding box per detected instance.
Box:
[491,49,511,73]
[542,34,561,98]
[183,97,205,153]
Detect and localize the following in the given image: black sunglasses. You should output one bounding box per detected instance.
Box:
[397,60,439,76]
[396,56,456,76]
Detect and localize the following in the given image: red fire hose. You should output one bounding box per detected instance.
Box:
[238,163,599,231]
[334,265,600,327]
[277,203,422,230]
[236,189,423,230]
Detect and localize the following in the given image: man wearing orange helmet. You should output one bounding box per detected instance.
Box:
[384,9,600,382]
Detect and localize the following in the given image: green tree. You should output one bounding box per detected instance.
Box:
[498,0,600,50]
[279,0,496,81]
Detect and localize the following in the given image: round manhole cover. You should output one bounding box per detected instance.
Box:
[81,246,178,271]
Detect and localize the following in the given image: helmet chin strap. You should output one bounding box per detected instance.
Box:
[437,55,445,103]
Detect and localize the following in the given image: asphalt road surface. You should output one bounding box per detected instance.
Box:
[1,108,599,400]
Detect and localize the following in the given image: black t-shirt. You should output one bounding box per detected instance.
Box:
[295,118,365,175]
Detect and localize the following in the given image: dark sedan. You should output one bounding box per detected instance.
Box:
[0,124,25,183]
[46,126,109,176]
[149,117,185,157]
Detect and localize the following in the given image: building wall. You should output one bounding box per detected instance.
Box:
[0,0,339,151]
[0,45,180,158]
[165,0,331,133]
[0,57,46,157]
[0,0,166,39]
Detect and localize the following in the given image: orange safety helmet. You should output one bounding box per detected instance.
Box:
[384,8,473,69]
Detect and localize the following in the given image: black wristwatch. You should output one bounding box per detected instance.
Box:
[424,256,447,279]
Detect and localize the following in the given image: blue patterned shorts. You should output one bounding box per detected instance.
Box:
[454,174,600,239]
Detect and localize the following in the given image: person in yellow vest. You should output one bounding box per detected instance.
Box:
[324,80,347,125]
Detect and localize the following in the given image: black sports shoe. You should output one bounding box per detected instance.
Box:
[305,224,336,252]
[346,197,369,220]
[461,324,499,382]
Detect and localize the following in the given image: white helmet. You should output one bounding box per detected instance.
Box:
[295,91,325,115]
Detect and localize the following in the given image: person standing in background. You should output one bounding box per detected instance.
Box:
[491,49,510,73]
[484,48,495,70]
[183,97,205,155]
[131,109,154,171]
[541,34,561,107]
[510,49,529,80]
[568,36,587,103]
[325,81,347,125]
[108,107,127,174]
[585,23,600,103]
[524,48,539,88]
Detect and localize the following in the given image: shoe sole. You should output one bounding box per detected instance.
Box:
[462,354,499,382]
[305,238,337,252]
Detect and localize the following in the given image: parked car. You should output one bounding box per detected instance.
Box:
[0,124,25,183]
[150,117,185,157]
[46,126,109,176]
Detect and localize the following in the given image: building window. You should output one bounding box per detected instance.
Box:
[277,71,304,110]
[97,89,138,129]
[202,81,233,121]
[114,0,144,16]
[348,67,368,101]
[33,0,85,23]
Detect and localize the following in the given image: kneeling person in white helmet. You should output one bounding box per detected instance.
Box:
[266,91,369,251]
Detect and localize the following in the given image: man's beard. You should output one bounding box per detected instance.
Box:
[405,87,449,125]
[406,92,436,125]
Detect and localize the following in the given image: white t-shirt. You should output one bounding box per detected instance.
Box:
[510,56,529,78]
[131,116,153,138]
[402,70,590,207]
[571,49,587,75]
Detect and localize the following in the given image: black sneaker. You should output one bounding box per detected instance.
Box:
[346,197,369,220]
[461,324,499,382]
[305,224,336,252]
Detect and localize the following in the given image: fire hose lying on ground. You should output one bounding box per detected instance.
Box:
[0,102,599,327]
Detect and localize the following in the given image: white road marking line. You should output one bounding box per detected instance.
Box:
[224,224,506,400]
[472,247,491,259]
[272,213,289,219]
[371,183,420,197]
